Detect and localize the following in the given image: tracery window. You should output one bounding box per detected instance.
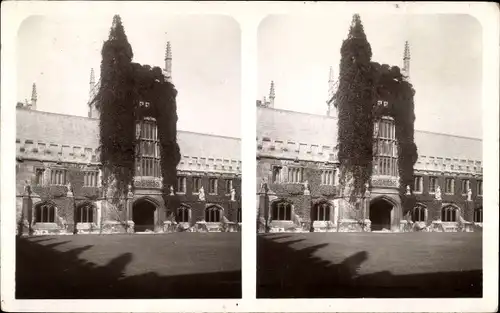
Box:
[177,205,190,223]
[135,117,161,177]
[412,204,426,222]
[76,203,94,223]
[271,200,292,221]
[313,202,332,221]
[205,205,222,222]
[441,205,458,222]
[35,202,55,223]
[473,207,483,223]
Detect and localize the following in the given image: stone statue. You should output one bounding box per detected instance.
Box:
[364,182,371,197]
[406,185,411,196]
[169,185,175,196]
[230,188,236,201]
[127,184,134,198]
[66,182,73,197]
[24,180,31,194]
[303,180,310,195]
[198,186,206,201]
[435,185,442,201]
[467,188,472,201]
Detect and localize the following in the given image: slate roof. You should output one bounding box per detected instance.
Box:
[257,106,482,161]
[16,108,241,160]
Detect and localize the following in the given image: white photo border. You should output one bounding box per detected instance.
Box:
[1,1,498,312]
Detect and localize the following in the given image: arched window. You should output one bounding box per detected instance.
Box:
[177,205,191,223]
[412,205,426,222]
[205,205,222,223]
[313,202,332,221]
[441,205,458,222]
[35,202,55,223]
[76,203,94,223]
[473,207,483,223]
[237,208,242,223]
[271,200,292,221]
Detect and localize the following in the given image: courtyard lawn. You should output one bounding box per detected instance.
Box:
[16,233,241,299]
[258,232,482,298]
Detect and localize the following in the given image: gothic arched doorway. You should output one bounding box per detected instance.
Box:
[133,199,157,232]
[369,198,394,231]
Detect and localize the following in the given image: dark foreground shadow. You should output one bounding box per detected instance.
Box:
[16,237,241,299]
[257,234,482,298]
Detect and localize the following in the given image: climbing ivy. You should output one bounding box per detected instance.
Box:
[335,14,418,209]
[92,15,180,201]
[336,14,375,201]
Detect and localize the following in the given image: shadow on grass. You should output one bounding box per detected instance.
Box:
[257,234,482,298]
[16,237,241,299]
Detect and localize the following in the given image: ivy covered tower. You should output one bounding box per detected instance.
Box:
[333,14,417,232]
[92,15,181,232]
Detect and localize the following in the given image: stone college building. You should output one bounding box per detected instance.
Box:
[257,42,483,233]
[16,42,242,235]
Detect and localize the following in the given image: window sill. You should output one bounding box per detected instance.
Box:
[33,222,58,229]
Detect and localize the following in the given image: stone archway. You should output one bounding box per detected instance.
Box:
[132,199,157,232]
[369,198,394,231]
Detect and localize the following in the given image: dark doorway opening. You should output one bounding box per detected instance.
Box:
[133,200,156,232]
[369,199,393,231]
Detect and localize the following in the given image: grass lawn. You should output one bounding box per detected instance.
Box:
[16,233,241,299]
[257,232,482,298]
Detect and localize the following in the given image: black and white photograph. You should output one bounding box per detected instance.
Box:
[256,13,485,298]
[11,12,242,299]
[1,2,498,313]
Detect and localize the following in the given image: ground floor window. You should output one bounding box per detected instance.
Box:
[237,208,242,223]
[442,206,458,222]
[76,203,94,223]
[35,203,55,223]
[177,206,190,223]
[205,205,222,222]
[473,207,483,223]
[271,201,292,221]
[313,202,331,221]
[412,205,426,222]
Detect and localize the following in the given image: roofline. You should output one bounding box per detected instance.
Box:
[16,108,241,141]
[414,129,482,141]
[258,106,482,141]
[258,105,337,120]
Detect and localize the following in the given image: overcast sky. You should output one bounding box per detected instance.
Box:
[17,13,241,138]
[258,14,483,139]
